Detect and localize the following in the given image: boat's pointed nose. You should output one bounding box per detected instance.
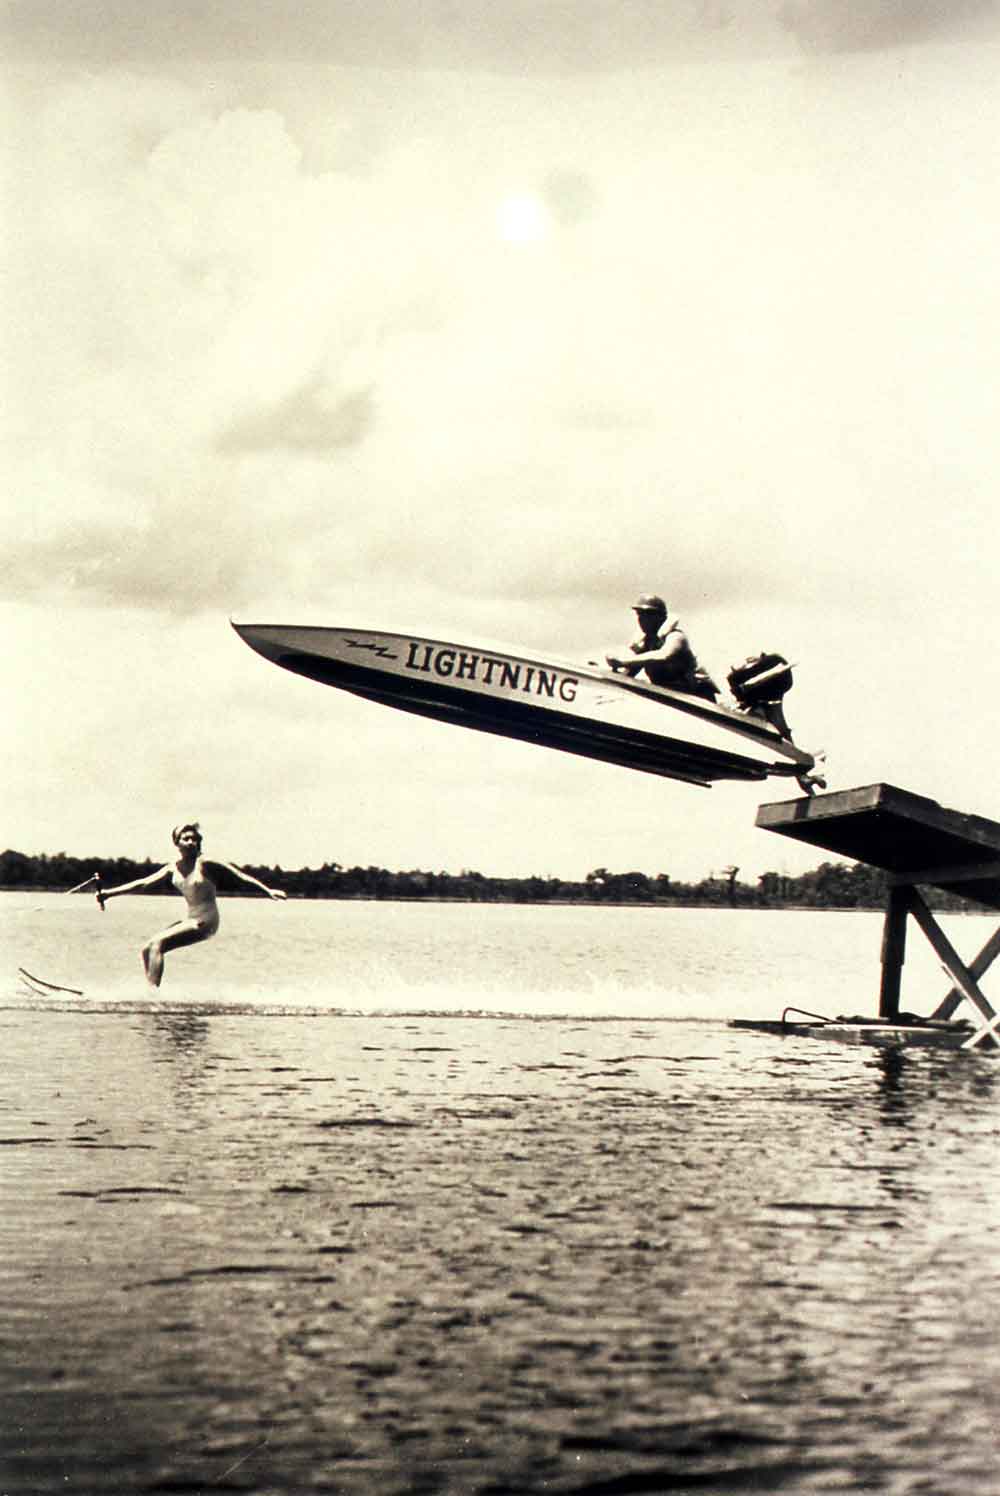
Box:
[231,621,287,665]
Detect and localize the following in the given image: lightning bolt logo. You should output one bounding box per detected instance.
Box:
[345,638,399,660]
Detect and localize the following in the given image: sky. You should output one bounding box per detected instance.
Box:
[3,1,1000,884]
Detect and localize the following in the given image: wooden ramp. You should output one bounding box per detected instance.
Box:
[745,783,1000,1052]
[729,1016,975,1051]
[756,783,1000,910]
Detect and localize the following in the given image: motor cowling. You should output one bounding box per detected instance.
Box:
[727,652,794,708]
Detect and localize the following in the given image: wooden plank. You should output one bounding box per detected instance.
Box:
[889,860,1000,888]
[879,885,912,1020]
[908,890,997,1024]
[963,1012,1000,1051]
[759,783,1000,850]
[930,924,1000,1020]
[756,783,1000,909]
[729,1019,972,1050]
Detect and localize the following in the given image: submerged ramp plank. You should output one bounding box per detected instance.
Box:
[756,783,1000,911]
[731,1018,973,1050]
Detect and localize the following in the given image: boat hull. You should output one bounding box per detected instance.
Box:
[232,623,816,788]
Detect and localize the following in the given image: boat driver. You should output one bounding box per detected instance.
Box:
[605,594,719,702]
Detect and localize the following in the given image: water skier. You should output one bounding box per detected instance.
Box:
[97,823,286,987]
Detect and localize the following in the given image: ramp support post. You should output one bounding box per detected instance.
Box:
[929,924,1000,1021]
[879,884,913,1020]
[881,882,1000,1048]
[755,784,1000,1051]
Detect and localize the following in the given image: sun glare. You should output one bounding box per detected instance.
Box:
[498,194,549,244]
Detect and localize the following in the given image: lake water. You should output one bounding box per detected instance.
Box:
[2,894,998,1494]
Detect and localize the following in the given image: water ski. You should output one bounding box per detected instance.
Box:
[17,967,85,998]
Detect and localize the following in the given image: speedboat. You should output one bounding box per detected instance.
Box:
[232,622,822,792]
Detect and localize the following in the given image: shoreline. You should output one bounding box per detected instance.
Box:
[1,885,979,913]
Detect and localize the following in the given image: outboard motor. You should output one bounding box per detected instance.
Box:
[727,653,795,737]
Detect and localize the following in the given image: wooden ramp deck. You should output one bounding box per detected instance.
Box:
[755,783,1000,911]
[740,783,1000,1053]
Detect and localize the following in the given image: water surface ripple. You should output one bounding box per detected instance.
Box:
[2,1009,998,1495]
[2,898,998,1493]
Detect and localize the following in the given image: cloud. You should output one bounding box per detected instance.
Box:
[5,48,999,645]
[779,0,999,54]
[4,1,998,72]
[217,376,376,455]
[540,169,600,228]
[3,84,411,612]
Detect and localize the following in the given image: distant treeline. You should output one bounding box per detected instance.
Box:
[0,849,979,911]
